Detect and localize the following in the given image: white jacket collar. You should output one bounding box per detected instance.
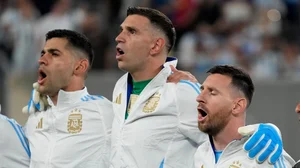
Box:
[152,57,178,85]
[163,57,178,69]
[47,87,88,107]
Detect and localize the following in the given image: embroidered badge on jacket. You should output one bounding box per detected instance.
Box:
[229,161,242,168]
[68,109,82,134]
[143,93,160,113]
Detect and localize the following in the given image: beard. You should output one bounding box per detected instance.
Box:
[198,109,231,136]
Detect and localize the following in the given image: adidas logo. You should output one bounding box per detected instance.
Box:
[36,118,43,129]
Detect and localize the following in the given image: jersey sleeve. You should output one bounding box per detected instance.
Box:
[0,114,31,160]
[95,98,114,166]
[96,98,114,136]
[175,80,208,145]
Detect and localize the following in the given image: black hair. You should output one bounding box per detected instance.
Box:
[207,65,255,107]
[127,6,176,53]
[46,29,94,69]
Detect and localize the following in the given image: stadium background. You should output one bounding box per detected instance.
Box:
[0,0,299,160]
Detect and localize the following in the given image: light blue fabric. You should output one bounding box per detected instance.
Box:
[159,159,164,168]
[214,150,222,163]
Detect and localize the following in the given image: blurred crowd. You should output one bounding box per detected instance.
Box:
[0,0,300,81]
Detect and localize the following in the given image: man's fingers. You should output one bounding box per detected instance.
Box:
[33,89,40,104]
[22,105,29,114]
[167,76,181,83]
[257,139,275,163]
[33,82,39,90]
[41,96,49,107]
[247,135,268,159]
[187,74,198,83]
[169,65,178,72]
[243,130,263,151]
[39,100,44,111]
[269,144,282,164]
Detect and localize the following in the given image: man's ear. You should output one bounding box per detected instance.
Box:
[74,59,89,76]
[150,37,165,56]
[232,98,247,115]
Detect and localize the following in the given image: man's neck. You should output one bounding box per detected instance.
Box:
[130,55,166,82]
[131,64,163,82]
[50,94,58,106]
[49,82,85,106]
[212,120,244,151]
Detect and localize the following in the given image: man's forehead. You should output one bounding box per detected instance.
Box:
[122,15,150,27]
[204,74,232,86]
[44,38,68,50]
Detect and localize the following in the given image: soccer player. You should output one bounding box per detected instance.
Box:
[0,114,30,168]
[110,7,284,168]
[24,7,284,168]
[194,65,295,167]
[23,29,113,167]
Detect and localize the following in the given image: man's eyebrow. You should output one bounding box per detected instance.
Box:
[200,85,220,92]
[47,48,62,53]
[123,25,139,32]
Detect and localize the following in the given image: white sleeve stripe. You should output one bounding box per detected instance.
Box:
[179,80,200,94]
[7,120,31,157]
[16,124,30,155]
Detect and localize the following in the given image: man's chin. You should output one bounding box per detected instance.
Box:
[38,86,50,96]
[198,124,207,133]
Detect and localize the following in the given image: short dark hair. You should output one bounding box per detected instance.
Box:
[207,65,255,107]
[127,6,176,53]
[45,29,94,69]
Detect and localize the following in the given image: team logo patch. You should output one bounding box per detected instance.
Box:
[229,161,242,168]
[143,93,160,113]
[67,109,82,134]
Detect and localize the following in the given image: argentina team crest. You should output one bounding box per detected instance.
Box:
[229,161,242,168]
[67,109,82,134]
[143,93,161,113]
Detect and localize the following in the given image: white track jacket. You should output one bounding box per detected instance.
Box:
[194,137,295,168]
[25,88,114,168]
[110,58,208,168]
[0,114,30,168]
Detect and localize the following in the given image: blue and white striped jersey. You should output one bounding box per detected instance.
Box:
[0,114,30,168]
